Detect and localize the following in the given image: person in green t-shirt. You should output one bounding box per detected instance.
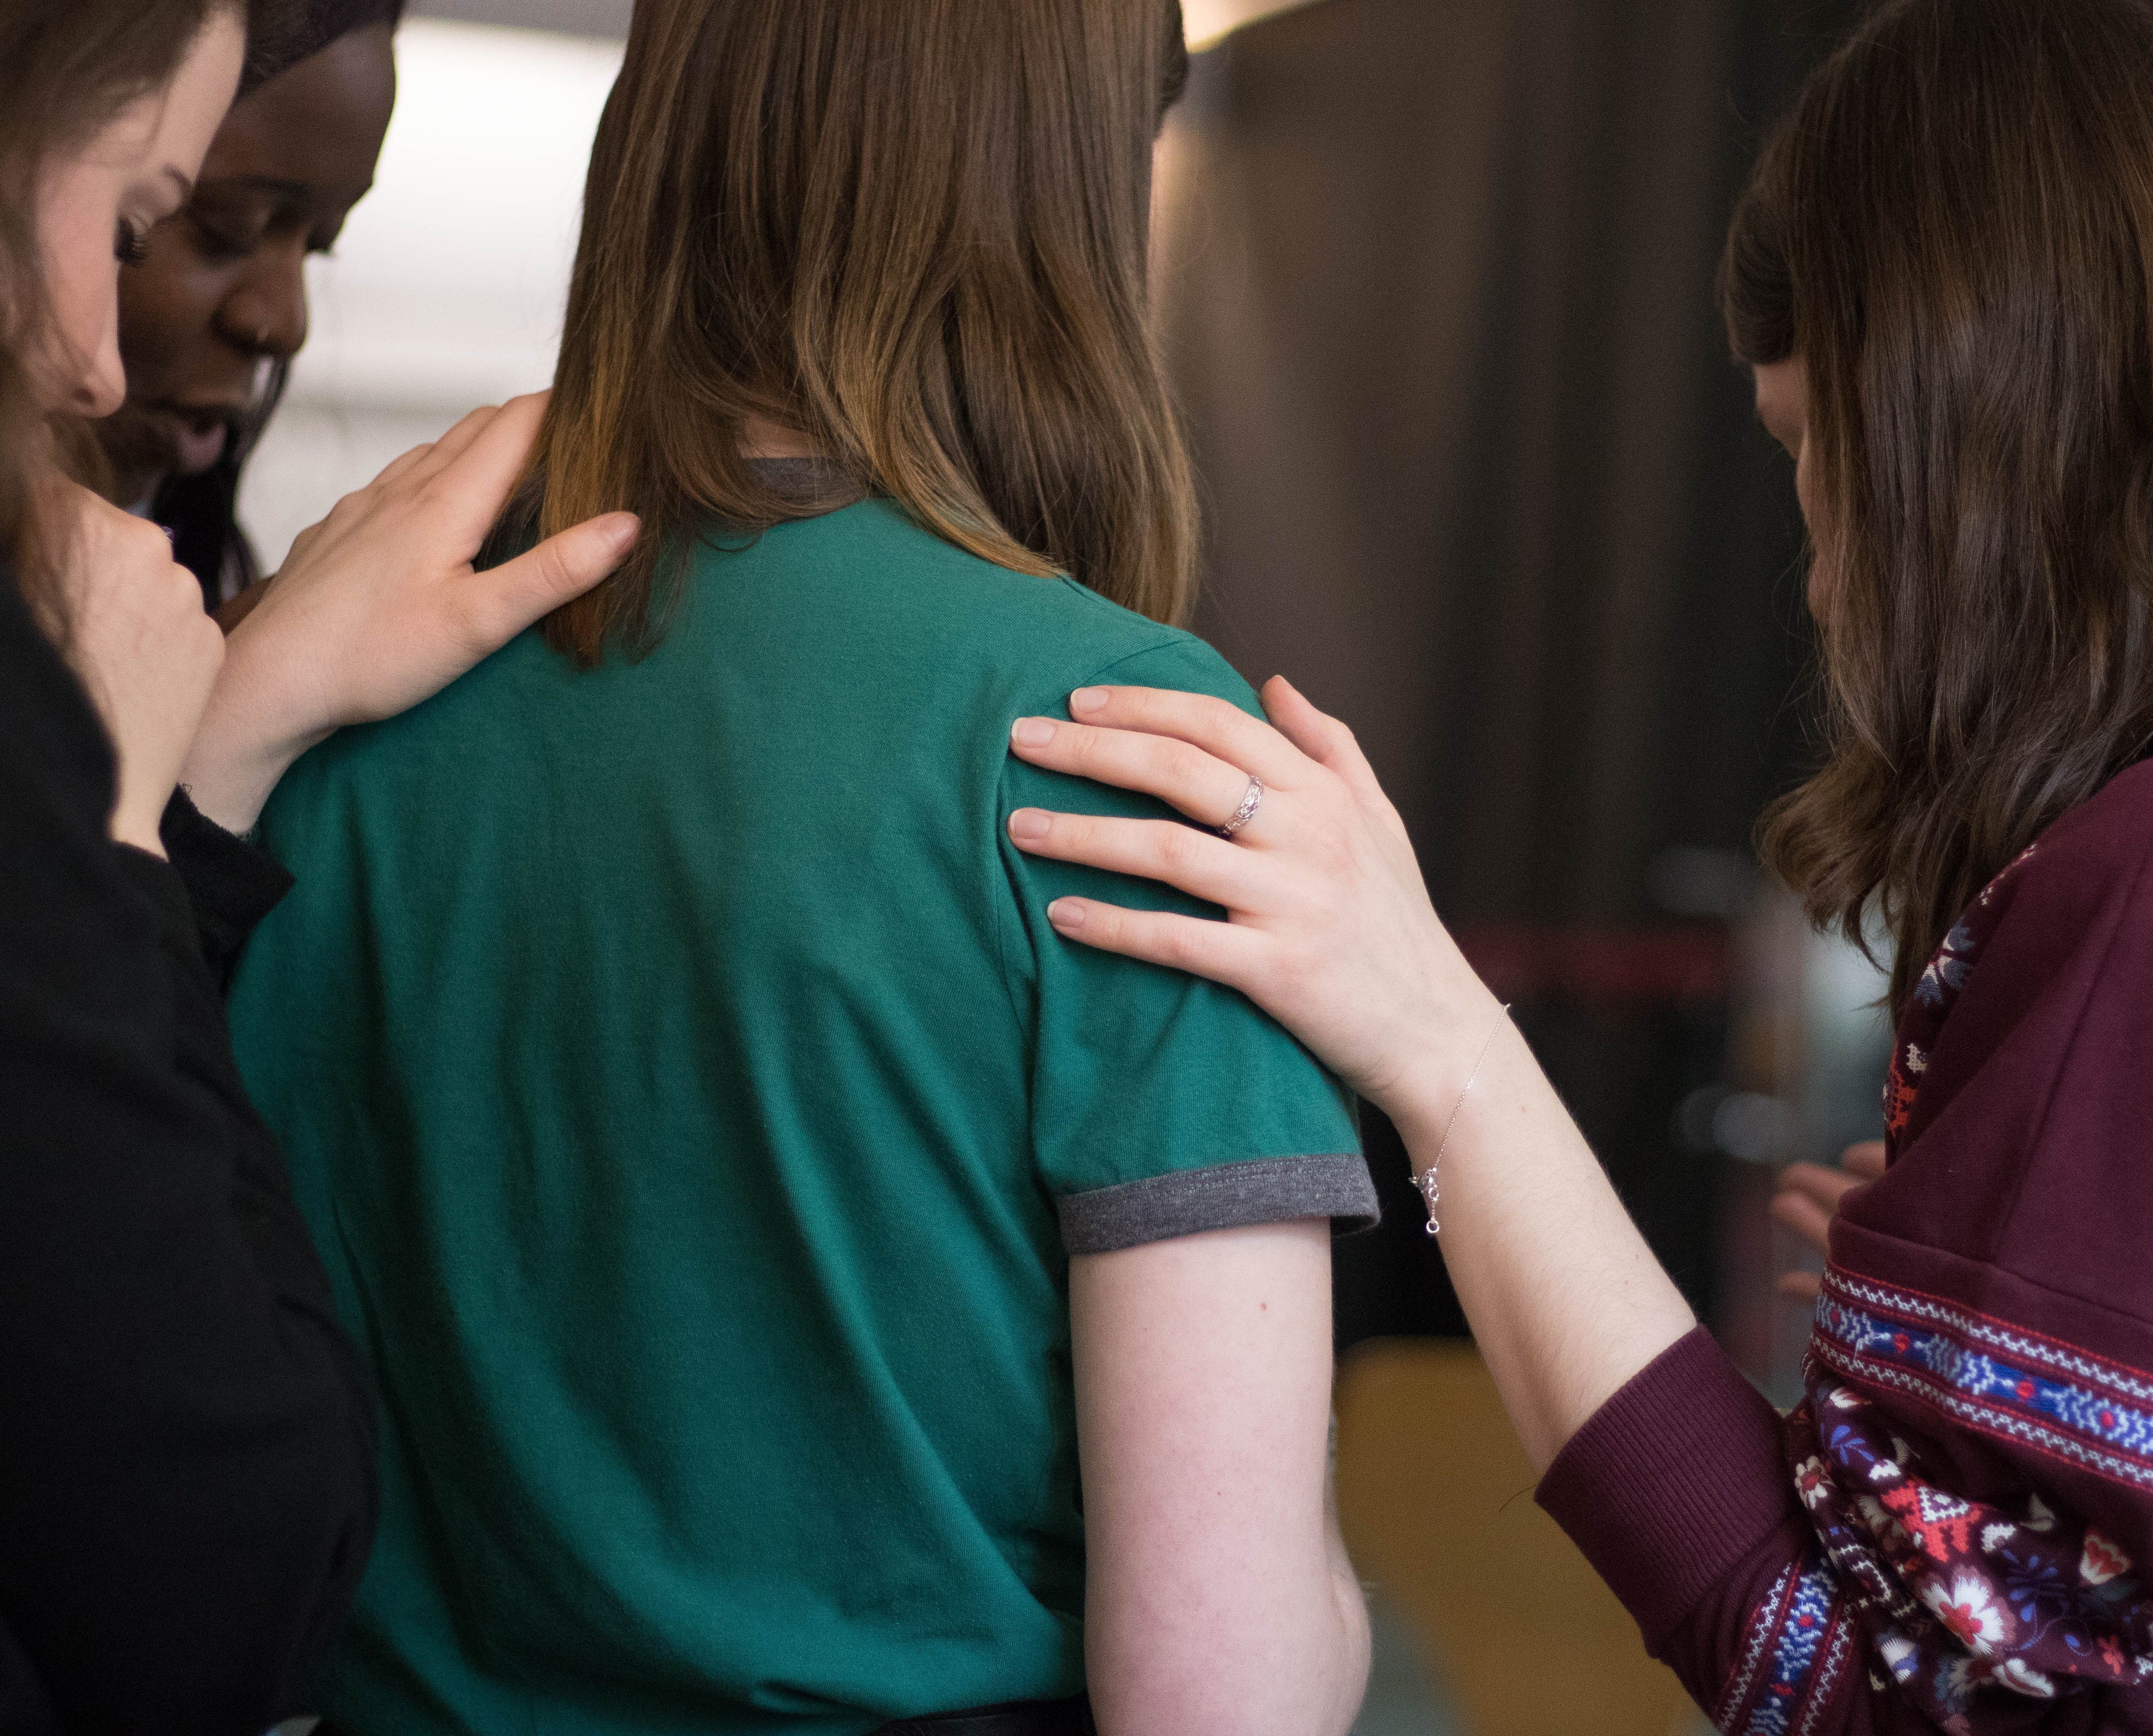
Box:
[225,4,1377,1733]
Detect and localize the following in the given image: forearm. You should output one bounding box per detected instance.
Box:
[178,628,326,835]
[1389,1005,1696,1472]
[1530,1331,1962,1733]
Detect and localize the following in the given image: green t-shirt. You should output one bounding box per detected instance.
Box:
[228,496,1373,1735]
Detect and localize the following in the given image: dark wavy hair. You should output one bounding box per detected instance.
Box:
[1725,0,2153,1016]
[0,0,286,619]
[525,0,1194,665]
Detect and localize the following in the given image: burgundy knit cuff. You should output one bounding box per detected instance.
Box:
[1535,1326,1801,1653]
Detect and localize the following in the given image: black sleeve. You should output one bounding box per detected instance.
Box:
[0,578,376,1735]
[161,786,294,990]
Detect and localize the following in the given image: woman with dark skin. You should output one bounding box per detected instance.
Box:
[0,0,637,1726]
[100,0,400,602]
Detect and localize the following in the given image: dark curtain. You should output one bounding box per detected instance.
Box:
[1153,0,1862,1344]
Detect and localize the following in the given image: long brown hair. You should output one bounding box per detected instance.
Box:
[0,0,284,609]
[1725,0,2153,1016]
[527,0,1196,666]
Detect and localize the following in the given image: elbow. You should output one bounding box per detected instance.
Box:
[1090,1570,1373,1736]
[1328,1567,1375,1735]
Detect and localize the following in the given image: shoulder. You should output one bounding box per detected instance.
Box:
[1044,588,1258,710]
[2007,758,2153,906]
[1917,760,2153,1051]
[1853,759,2153,1279]
[1937,759,2153,986]
[752,500,1254,710]
[1836,769,2153,1374]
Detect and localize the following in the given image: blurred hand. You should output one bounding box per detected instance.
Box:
[52,480,225,856]
[212,576,268,635]
[1003,676,1504,1131]
[1771,1141,1889,1302]
[182,394,638,833]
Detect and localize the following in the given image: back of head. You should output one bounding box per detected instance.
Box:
[1724,0,2153,1014]
[528,0,1195,664]
[0,0,284,601]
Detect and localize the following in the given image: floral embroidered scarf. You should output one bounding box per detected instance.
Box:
[1780,845,2153,1732]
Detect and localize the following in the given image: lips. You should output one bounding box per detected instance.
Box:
[145,401,246,476]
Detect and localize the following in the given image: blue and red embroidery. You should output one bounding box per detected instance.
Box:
[1717,1561,1856,1736]
[1814,1271,2153,1489]
[1771,1276,2153,1730]
[1781,1361,2153,1733]
[1722,838,2153,1733]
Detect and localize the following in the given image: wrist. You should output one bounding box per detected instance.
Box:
[1379,990,1513,1164]
[109,794,171,859]
[181,633,329,835]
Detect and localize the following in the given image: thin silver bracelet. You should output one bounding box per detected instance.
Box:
[1418,1005,1511,1237]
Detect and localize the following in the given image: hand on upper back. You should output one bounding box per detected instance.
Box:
[1004,677,1502,1131]
[181,393,639,834]
[1070,1220,1369,1736]
[1772,1140,1888,1302]
[48,480,225,857]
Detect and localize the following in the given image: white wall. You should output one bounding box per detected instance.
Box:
[411,0,632,39]
[1182,0,1325,49]
[239,5,1317,569]
[238,19,622,569]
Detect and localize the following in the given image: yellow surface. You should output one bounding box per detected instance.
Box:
[1336,1339,1697,1736]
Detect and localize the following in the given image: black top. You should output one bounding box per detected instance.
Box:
[0,572,375,1733]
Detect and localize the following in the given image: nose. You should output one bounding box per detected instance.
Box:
[218,240,310,359]
[72,317,128,418]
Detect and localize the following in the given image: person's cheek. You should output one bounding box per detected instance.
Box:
[78,294,128,417]
[116,230,220,395]
[29,169,127,415]
[49,236,126,417]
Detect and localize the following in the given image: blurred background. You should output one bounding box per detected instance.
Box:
[243,2,1891,1729]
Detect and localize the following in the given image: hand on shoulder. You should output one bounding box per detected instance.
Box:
[1004,674,1501,1130]
[181,394,640,835]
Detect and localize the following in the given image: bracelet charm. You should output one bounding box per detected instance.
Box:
[1419,1004,1511,1237]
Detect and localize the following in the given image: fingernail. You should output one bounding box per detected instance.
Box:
[1011,717,1056,749]
[1048,898,1086,930]
[1008,809,1051,841]
[600,513,641,554]
[1070,687,1106,715]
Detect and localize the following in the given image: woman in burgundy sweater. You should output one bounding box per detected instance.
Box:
[996,0,2153,1728]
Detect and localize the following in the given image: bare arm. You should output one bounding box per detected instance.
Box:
[1391,1018,1699,1471]
[1012,682,1694,1472]
[1070,1219,1369,1736]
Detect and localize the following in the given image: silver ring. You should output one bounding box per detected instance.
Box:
[1218,776,1264,840]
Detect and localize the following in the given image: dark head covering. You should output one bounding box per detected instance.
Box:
[241,0,407,100]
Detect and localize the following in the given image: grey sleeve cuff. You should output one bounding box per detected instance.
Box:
[1057,1154,1380,1255]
